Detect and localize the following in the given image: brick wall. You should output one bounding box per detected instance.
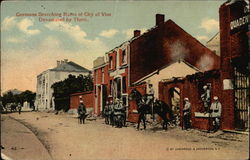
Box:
[219,1,249,130]
[70,91,94,109]
[158,70,231,130]
[128,83,146,122]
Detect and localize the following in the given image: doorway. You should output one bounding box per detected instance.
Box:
[169,87,180,126]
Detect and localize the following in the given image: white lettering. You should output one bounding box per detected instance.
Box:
[230,15,249,30]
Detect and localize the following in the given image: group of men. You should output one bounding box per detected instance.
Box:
[183,85,222,132]
[78,83,222,132]
[104,98,126,128]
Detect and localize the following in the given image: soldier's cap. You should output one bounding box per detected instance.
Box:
[213,96,218,100]
[184,97,189,101]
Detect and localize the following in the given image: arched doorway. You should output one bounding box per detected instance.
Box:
[169,87,180,126]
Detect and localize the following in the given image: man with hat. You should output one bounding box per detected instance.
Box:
[183,98,191,130]
[113,98,125,128]
[210,96,222,132]
[78,97,87,124]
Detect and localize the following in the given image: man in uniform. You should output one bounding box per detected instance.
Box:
[113,98,125,128]
[201,85,211,113]
[210,96,222,132]
[78,100,87,124]
[109,100,114,126]
[104,101,110,124]
[183,98,191,130]
[17,103,22,114]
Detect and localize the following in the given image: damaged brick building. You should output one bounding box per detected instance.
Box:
[93,14,220,123]
[159,1,249,131]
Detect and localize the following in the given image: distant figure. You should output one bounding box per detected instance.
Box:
[78,102,87,124]
[201,85,211,113]
[183,98,191,130]
[104,101,110,124]
[109,100,114,126]
[210,96,222,132]
[17,103,22,114]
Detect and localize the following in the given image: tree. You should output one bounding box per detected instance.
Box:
[51,73,93,111]
[1,90,36,107]
[19,90,36,107]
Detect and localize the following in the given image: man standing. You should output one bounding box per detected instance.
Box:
[201,85,211,113]
[104,101,110,124]
[183,98,191,130]
[109,100,114,127]
[78,101,87,124]
[113,98,125,128]
[210,96,222,132]
[17,103,22,114]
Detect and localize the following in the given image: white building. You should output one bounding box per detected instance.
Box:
[35,59,90,110]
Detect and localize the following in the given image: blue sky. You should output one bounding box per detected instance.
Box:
[1,0,225,93]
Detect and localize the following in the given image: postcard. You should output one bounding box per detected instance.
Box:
[1,1,249,160]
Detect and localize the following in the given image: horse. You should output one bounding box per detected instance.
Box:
[129,88,173,130]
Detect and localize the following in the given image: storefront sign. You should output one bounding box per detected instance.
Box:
[230,15,249,30]
[230,2,249,34]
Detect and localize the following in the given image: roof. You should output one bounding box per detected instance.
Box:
[206,32,219,44]
[50,61,90,73]
[133,60,200,85]
[70,91,93,96]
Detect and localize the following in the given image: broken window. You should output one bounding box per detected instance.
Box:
[122,76,127,93]
[109,56,113,69]
[122,49,127,64]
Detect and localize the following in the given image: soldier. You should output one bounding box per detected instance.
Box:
[17,103,22,114]
[109,100,114,126]
[201,85,211,113]
[210,96,222,132]
[104,101,110,124]
[78,101,87,124]
[113,98,125,128]
[183,98,191,130]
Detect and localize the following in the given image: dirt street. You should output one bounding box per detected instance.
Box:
[1,112,249,160]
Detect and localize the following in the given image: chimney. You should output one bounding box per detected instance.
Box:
[156,14,165,26]
[61,60,64,64]
[134,30,141,37]
[57,60,60,66]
